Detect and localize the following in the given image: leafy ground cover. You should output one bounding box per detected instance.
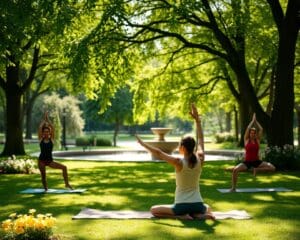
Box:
[0,159,299,240]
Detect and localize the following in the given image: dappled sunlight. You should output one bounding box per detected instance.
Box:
[251,194,276,202]
[1,160,299,239]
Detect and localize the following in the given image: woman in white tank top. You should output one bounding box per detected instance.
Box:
[136,104,215,220]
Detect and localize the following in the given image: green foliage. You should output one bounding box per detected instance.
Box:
[72,0,279,125]
[40,93,84,138]
[75,137,89,147]
[75,136,112,147]
[262,145,300,170]
[215,132,236,143]
[100,86,133,124]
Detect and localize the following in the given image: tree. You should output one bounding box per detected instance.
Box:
[41,93,84,139]
[75,0,299,147]
[0,0,80,156]
[99,86,133,146]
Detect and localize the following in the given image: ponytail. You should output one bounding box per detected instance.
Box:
[188,153,197,168]
[180,136,197,168]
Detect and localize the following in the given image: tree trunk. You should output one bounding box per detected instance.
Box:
[24,89,33,139]
[225,111,232,132]
[113,119,120,147]
[1,70,25,156]
[233,106,239,143]
[297,108,300,148]
[269,1,298,147]
[237,98,251,147]
[216,110,224,133]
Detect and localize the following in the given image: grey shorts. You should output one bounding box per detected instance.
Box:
[172,202,207,215]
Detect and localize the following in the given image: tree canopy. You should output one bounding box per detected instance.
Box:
[71,0,299,147]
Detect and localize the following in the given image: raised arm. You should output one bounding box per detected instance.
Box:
[253,114,263,140]
[189,103,204,163]
[244,114,256,143]
[135,135,181,169]
[38,111,55,141]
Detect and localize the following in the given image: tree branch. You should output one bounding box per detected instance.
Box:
[21,46,40,93]
[266,0,284,31]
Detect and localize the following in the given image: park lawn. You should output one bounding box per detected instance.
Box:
[0,160,299,240]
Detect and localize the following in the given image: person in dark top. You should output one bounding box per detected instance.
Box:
[38,112,72,191]
[230,113,275,192]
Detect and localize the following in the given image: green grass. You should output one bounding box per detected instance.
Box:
[0,160,299,240]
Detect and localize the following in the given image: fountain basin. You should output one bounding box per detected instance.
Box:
[150,127,172,141]
[144,141,178,154]
[45,149,233,162]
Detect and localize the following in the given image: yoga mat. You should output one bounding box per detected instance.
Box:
[20,188,86,194]
[72,208,251,220]
[217,187,292,193]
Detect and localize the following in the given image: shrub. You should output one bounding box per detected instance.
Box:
[76,136,112,147]
[0,209,56,240]
[75,137,89,147]
[215,132,236,143]
[0,156,36,174]
[95,138,112,146]
[262,144,300,170]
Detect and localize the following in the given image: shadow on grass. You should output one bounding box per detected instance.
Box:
[0,160,300,239]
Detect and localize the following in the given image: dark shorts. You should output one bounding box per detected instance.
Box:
[172,202,207,215]
[243,160,263,169]
[38,160,53,166]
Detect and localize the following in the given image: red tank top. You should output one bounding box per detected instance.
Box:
[245,140,259,161]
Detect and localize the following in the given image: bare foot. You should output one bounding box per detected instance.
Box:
[253,168,257,177]
[176,214,194,220]
[204,213,216,220]
[66,184,73,190]
[192,213,216,221]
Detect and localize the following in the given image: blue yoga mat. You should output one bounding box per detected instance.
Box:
[20,188,86,194]
[217,187,292,193]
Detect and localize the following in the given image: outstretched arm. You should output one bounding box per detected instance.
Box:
[189,103,204,163]
[135,135,181,169]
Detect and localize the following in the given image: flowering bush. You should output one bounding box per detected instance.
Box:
[0,156,36,174]
[262,145,300,170]
[0,209,56,240]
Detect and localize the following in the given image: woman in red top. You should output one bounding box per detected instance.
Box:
[230,113,275,192]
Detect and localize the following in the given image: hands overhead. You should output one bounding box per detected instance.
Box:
[189,103,201,121]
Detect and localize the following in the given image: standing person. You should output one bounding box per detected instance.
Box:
[230,113,275,192]
[38,112,72,191]
[136,104,214,220]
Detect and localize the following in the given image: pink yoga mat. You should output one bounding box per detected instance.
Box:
[72,208,251,220]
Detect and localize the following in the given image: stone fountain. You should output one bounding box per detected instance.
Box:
[145,127,179,160]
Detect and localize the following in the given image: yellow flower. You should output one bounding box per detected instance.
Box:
[45,217,56,228]
[34,220,46,230]
[14,225,25,235]
[1,209,56,238]
[14,218,25,229]
[24,215,35,228]
[2,219,12,231]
